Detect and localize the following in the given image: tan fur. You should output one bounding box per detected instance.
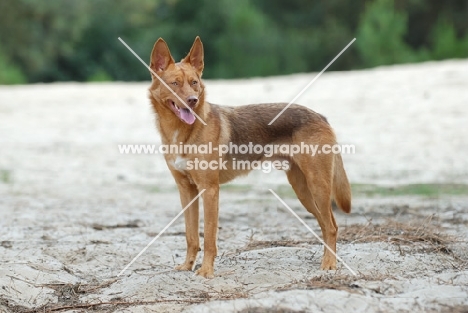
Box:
[148,37,352,278]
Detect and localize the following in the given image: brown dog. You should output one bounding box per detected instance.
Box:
[148,37,351,278]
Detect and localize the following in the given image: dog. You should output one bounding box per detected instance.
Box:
[148,36,351,278]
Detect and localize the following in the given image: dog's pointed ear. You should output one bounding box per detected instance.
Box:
[183,36,204,76]
[150,38,175,75]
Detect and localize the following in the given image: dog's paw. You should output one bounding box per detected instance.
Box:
[195,266,214,279]
[320,262,337,270]
[175,262,194,271]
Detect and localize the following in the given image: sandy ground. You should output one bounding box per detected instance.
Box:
[0,60,467,312]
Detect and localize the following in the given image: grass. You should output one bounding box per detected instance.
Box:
[0,169,11,183]
[352,183,468,197]
[1,279,248,313]
[241,218,461,260]
[1,279,208,313]
[276,272,395,296]
[243,239,315,251]
[139,184,177,193]
[266,183,468,198]
[140,181,468,198]
[220,184,254,193]
[338,218,456,255]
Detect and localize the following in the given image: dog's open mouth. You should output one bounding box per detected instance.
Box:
[168,100,196,125]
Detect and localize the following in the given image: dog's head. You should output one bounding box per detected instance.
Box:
[149,37,205,125]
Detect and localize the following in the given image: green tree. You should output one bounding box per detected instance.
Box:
[0,0,467,83]
[431,18,468,60]
[0,1,91,82]
[0,48,26,84]
[356,0,418,68]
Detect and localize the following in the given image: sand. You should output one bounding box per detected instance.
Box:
[0,59,467,312]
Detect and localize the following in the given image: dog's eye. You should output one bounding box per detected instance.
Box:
[171,82,178,86]
[191,80,198,85]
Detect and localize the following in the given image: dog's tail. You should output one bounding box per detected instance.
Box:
[332,154,351,213]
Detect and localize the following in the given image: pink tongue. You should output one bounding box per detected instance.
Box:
[180,108,196,125]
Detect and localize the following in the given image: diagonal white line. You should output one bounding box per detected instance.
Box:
[268,38,356,125]
[269,189,357,276]
[118,37,207,126]
[117,189,206,277]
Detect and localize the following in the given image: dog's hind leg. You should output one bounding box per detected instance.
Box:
[286,162,338,270]
[174,176,200,271]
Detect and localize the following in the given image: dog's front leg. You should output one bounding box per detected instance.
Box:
[195,185,219,278]
[174,178,200,272]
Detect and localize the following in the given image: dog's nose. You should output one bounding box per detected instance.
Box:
[186,96,198,107]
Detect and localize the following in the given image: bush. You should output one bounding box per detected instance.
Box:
[356,0,417,68]
[0,49,26,85]
[431,18,468,60]
[0,0,467,83]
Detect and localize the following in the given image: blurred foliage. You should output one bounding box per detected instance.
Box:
[0,0,466,84]
[356,0,420,67]
[431,18,468,60]
[0,48,26,84]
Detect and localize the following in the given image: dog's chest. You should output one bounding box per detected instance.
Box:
[162,131,195,183]
[170,130,179,145]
